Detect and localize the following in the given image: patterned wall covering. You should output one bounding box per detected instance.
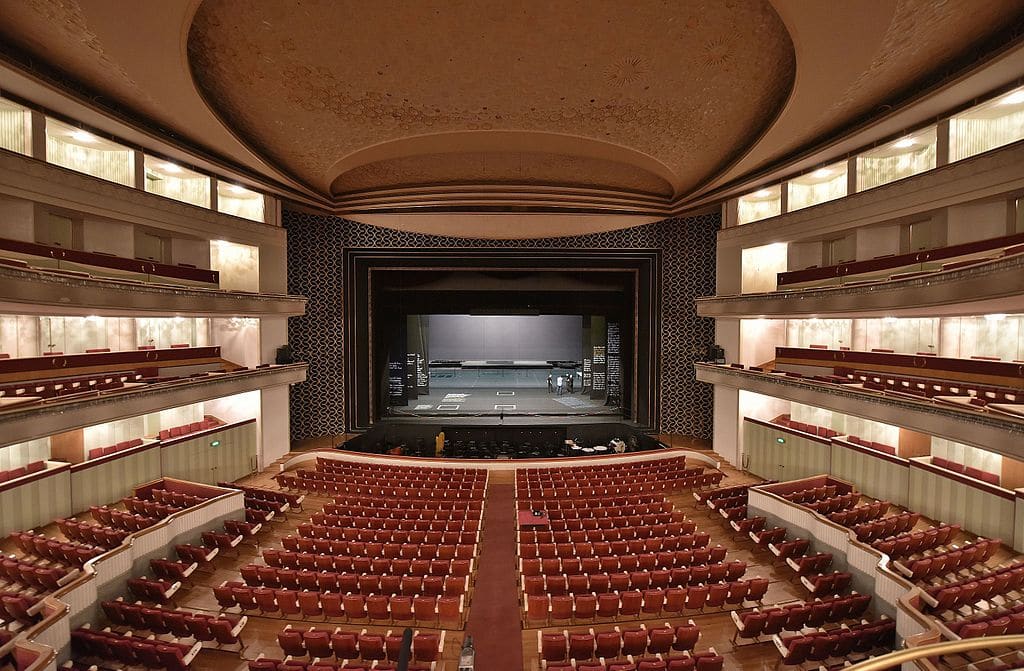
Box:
[284,211,720,441]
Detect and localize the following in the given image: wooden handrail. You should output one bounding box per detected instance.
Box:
[777,230,1024,286]
[0,236,219,284]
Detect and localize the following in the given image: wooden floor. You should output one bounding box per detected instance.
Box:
[10,446,1021,671]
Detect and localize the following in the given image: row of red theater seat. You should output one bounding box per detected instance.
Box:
[716,505,747,522]
[848,369,1020,403]
[331,495,483,512]
[266,548,475,571]
[852,512,920,542]
[314,457,486,476]
[220,482,304,510]
[894,538,1001,581]
[772,417,839,439]
[872,523,959,557]
[279,476,483,499]
[1,556,77,591]
[519,481,695,497]
[515,495,669,512]
[71,626,198,671]
[9,531,104,567]
[730,516,766,535]
[1,591,40,624]
[300,468,485,488]
[309,514,479,533]
[544,651,723,671]
[948,601,1024,638]
[248,657,433,671]
[524,506,679,523]
[322,504,479,522]
[750,526,787,548]
[241,568,469,597]
[522,563,749,595]
[279,538,475,560]
[101,600,245,646]
[122,497,183,519]
[803,492,861,515]
[781,485,840,504]
[0,372,137,400]
[57,519,129,548]
[214,582,463,625]
[521,521,697,544]
[87,438,145,460]
[693,483,761,507]
[930,456,1001,485]
[827,500,890,526]
[151,559,197,583]
[786,553,834,576]
[0,461,46,483]
[525,579,769,624]
[705,494,743,512]
[126,577,180,605]
[923,562,1024,612]
[517,464,700,483]
[539,621,701,663]
[158,418,221,441]
[731,593,872,643]
[89,506,159,532]
[843,435,896,456]
[522,532,707,557]
[516,470,709,493]
[151,489,209,509]
[242,561,472,587]
[297,525,476,546]
[769,538,810,560]
[521,550,739,576]
[773,618,895,667]
[247,496,288,516]
[278,625,441,663]
[278,622,442,667]
[520,458,689,477]
[801,571,853,598]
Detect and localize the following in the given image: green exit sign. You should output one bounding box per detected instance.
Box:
[210,440,221,448]
[776,437,786,444]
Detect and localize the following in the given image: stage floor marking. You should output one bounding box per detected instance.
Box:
[496,391,516,396]
[436,404,461,410]
[494,404,517,410]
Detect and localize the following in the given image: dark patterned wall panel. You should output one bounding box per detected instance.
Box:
[285,211,719,441]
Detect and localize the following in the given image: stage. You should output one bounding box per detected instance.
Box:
[388,386,621,418]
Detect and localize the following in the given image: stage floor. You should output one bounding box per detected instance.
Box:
[389,386,621,417]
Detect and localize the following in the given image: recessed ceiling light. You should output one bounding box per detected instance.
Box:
[753,189,772,198]
[811,168,833,179]
[891,138,916,149]
[71,129,96,143]
[163,162,182,173]
[998,90,1024,106]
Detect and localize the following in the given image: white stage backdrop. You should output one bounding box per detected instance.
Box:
[424,314,582,362]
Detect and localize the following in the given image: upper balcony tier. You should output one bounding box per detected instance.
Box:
[695,362,1022,461]
[0,256,305,316]
[696,251,1024,318]
[0,361,306,446]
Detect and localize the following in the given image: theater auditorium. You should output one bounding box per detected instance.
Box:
[0,2,1023,671]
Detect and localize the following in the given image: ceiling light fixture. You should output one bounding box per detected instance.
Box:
[891,138,916,149]
[163,162,182,173]
[811,168,833,179]
[71,129,96,143]
[753,189,772,198]
[998,90,1024,106]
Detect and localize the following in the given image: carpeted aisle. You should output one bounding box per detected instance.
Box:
[465,481,523,670]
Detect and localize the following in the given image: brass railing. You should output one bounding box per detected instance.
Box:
[846,635,1024,671]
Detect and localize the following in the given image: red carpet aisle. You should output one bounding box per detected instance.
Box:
[465,481,523,670]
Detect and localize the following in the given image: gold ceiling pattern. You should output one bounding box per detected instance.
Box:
[186,0,796,198]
